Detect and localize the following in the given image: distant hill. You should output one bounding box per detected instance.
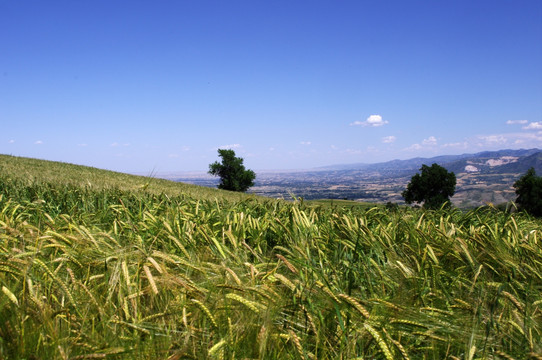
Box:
[318,148,542,174]
[249,149,542,208]
[485,151,542,173]
[441,149,542,175]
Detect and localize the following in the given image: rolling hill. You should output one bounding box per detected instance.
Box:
[247,149,542,207]
[317,148,542,174]
[0,154,257,203]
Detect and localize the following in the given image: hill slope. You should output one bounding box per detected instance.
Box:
[317,148,541,173]
[0,154,256,203]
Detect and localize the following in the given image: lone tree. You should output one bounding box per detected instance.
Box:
[513,167,542,217]
[402,163,456,209]
[209,149,256,192]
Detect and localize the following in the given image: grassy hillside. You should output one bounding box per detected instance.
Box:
[0,155,541,359]
[0,154,256,203]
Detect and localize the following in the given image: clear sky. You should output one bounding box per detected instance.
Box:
[1,1,541,173]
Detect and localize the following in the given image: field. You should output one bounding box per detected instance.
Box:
[0,155,541,359]
[173,168,525,209]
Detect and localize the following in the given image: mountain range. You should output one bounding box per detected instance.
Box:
[246,148,542,208]
[317,148,542,174]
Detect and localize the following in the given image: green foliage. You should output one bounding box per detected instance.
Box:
[514,167,542,217]
[385,201,399,211]
[209,149,256,192]
[402,163,456,209]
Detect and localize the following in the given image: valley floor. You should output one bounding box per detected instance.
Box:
[174,170,523,208]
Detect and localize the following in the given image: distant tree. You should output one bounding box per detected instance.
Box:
[402,163,456,209]
[208,149,256,192]
[385,201,399,212]
[513,167,542,217]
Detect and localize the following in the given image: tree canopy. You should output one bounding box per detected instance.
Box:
[208,149,256,192]
[513,167,542,217]
[402,163,456,209]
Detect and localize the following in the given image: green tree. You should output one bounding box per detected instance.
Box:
[402,163,456,209]
[513,167,542,217]
[208,149,256,192]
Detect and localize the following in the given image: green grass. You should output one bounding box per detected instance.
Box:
[304,198,380,209]
[0,154,258,203]
[0,154,541,359]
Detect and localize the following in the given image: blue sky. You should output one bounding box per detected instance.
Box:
[1,1,541,172]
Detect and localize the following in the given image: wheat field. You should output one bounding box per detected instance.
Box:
[0,155,541,359]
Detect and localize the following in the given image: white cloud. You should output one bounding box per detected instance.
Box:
[477,134,508,145]
[470,132,542,149]
[168,154,179,158]
[111,142,119,147]
[218,144,241,150]
[382,136,396,143]
[300,141,311,145]
[507,120,528,125]
[78,143,88,147]
[350,114,388,127]
[405,143,423,151]
[345,148,363,155]
[422,136,437,146]
[403,131,540,156]
[8,140,15,144]
[366,115,387,126]
[404,136,436,151]
[442,142,468,149]
[523,122,542,130]
[34,140,43,145]
[330,145,338,150]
